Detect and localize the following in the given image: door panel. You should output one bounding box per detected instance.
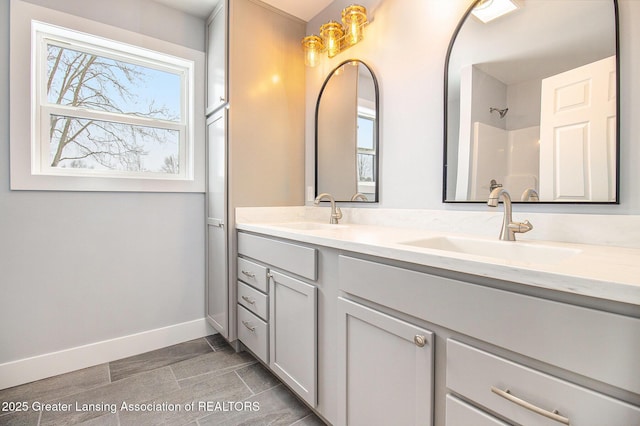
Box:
[206,111,228,337]
[269,271,317,407]
[337,298,434,426]
[540,56,616,201]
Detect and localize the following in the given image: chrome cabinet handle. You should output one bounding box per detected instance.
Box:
[241,295,256,305]
[491,387,570,425]
[241,320,256,332]
[241,270,255,278]
[414,335,427,347]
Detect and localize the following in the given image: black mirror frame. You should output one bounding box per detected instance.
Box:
[442,0,620,204]
[315,59,380,203]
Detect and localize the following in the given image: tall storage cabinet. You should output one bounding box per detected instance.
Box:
[205,0,305,341]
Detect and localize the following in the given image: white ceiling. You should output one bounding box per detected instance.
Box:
[261,0,334,22]
[152,0,334,21]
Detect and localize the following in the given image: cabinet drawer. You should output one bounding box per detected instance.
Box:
[237,305,268,364]
[237,257,268,293]
[238,281,268,321]
[238,232,317,280]
[446,339,640,426]
[445,395,508,426]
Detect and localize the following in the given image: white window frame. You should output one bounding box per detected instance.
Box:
[10,0,205,192]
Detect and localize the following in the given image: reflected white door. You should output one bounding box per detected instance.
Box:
[539,56,616,201]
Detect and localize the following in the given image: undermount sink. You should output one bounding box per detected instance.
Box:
[400,236,581,265]
[271,222,348,231]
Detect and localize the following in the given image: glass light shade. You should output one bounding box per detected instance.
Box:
[302,35,323,67]
[472,0,519,23]
[342,5,367,46]
[320,21,344,58]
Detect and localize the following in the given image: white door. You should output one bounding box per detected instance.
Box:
[337,298,434,426]
[206,110,228,337]
[539,56,616,201]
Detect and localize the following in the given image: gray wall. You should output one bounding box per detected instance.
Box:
[305,0,640,214]
[0,0,206,364]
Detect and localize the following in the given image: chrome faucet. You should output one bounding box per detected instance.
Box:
[314,193,343,224]
[520,188,540,202]
[350,192,368,202]
[487,188,533,241]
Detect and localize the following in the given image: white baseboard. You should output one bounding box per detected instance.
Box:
[0,318,216,390]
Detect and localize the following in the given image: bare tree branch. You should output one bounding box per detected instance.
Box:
[47,45,177,171]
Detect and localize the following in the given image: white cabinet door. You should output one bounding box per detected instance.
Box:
[206,110,228,337]
[206,111,226,222]
[206,0,227,115]
[337,298,434,426]
[269,270,317,407]
[207,224,227,335]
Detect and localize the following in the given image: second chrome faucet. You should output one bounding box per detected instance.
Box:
[314,193,343,224]
[487,188,533,241]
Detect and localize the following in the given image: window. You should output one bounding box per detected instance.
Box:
[10,1,205,191]
[35,22,192,179]
[357,113,376,183]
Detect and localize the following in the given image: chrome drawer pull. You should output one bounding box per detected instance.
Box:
[241,295,256,305]
[491,387,570,425]
[241,320,256,332]
[241,270,255,278]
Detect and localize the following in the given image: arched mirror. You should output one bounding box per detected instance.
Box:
[316,60,379,203]
[444,0,619,203]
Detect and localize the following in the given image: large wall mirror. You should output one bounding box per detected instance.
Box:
[444,0,619,203]
[316,60,379,203]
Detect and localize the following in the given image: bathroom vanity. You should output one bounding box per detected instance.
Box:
[234,207,640,426]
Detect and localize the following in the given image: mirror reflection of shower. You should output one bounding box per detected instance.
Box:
[489,107,508,118]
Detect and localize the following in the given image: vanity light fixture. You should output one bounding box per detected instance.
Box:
[302,4,368,67]
[472,0,520,24]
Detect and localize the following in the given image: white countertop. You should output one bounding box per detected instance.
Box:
[235,208,640,307]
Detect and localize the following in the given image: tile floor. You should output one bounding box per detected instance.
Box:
[0,335,326,425]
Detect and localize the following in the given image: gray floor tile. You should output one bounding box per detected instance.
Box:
[173,347,255,385]
[39,366,179,426]
[0,409,40,426]
[118,370,253,426]
[205,333,230,351]
[109,338,213,382]
[0,337,316,426]
[290,413,328,426]
[235,362,281,395]
[197,384,311,426]
[0,364,110,407]
[75,413,119,425]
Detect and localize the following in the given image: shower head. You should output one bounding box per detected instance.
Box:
[489,107,509,118]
